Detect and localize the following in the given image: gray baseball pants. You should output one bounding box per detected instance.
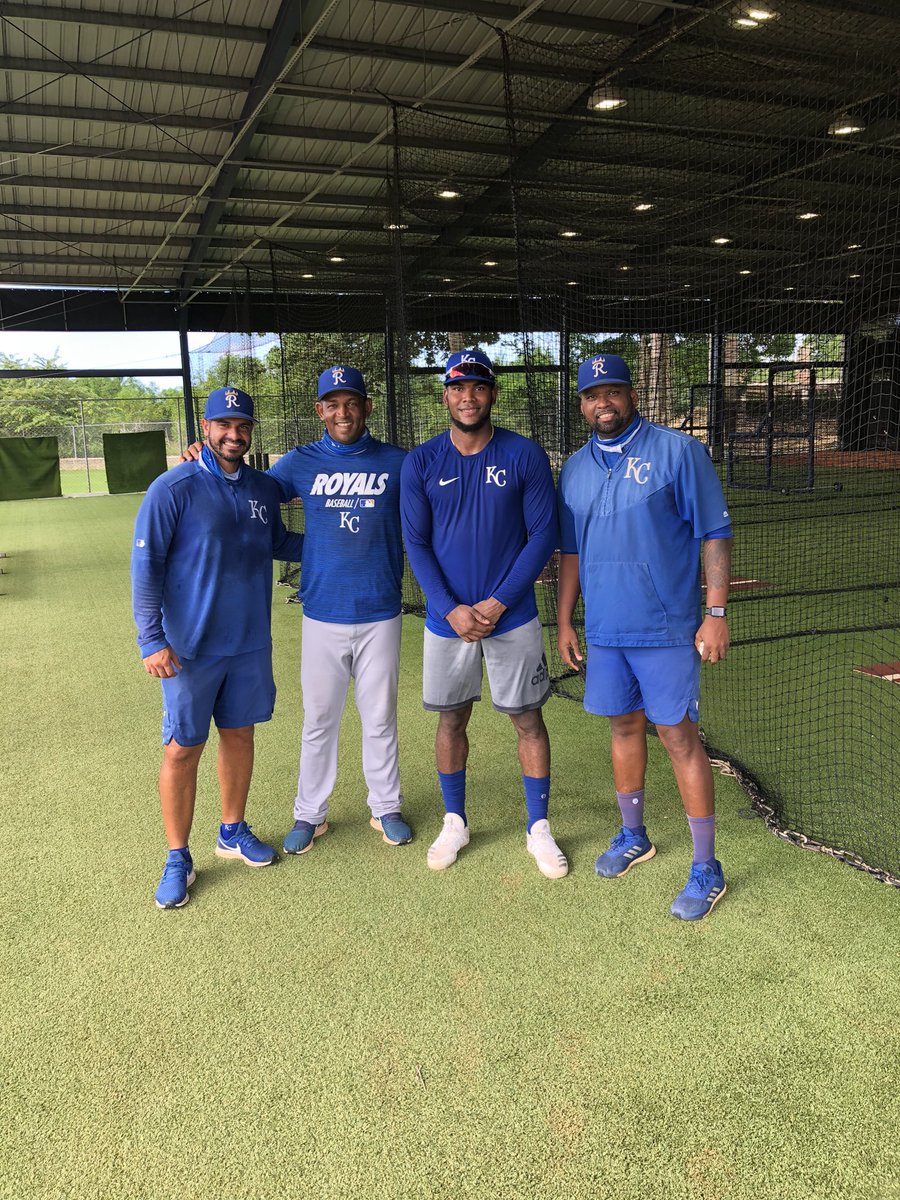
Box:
[293,613,402,824]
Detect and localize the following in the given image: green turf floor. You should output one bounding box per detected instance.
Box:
[1,496,898,1200]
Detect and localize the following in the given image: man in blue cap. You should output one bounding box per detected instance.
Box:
[177,366,411,855]
[401,349,567,879]
[132,386,304,908]
[556,354,733,920]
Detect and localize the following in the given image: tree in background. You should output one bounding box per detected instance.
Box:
[0,354,179,453]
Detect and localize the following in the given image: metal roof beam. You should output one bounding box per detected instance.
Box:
[1,4,268,42]
[0,55,249,91]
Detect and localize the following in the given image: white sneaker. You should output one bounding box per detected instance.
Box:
[526,819,569,879]
[427,813,470,870]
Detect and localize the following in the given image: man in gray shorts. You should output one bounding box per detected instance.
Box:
[400,349,567,879]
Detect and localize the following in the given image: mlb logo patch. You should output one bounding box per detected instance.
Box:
[361,499,376,508]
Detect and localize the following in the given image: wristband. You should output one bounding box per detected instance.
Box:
[704,606,727,617]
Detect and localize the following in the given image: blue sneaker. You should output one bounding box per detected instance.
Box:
[215,821,276,866]
[370,812,413,846]
[283,820,328,855]
[155,848,196,909]
[595,826,656,878]
[670,858,727,921]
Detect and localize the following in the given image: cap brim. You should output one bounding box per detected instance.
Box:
[578,377,631,391]
[317,386,367,401]
[443,373,496,385]
[204,409,259,422]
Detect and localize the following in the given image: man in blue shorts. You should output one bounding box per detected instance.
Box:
[556,353,732,920]
[401,349,567,879]
[132,386,304,909]
[180,367,411,856]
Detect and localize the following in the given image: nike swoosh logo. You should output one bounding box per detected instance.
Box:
[439,477,459,486]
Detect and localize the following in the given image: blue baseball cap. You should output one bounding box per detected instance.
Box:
[443,349,496,387]
[576,353,633,393]
[317,365,367,401]
[204,385,257,422]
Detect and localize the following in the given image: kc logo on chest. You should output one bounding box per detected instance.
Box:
[248,499,268,523]
[624,457,651,485]
[485,465,507,487]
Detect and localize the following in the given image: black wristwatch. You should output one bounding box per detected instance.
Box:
[704,606,727,617]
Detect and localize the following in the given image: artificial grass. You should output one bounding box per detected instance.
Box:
[0,495,898,1200]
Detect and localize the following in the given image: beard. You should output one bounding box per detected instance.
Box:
[449,410,492,434]
[591,413,632,439]
[208,433,249,462]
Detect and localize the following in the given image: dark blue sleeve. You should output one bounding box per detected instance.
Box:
[131,481,177,657]
[557,465,578,555]
[400,451,459,619]
[492,444,558,609]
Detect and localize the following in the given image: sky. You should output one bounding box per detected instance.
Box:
[0,330,222,390]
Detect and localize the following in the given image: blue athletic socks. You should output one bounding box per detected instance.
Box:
[616,788,645,830]
[438,769,467,826]
[523,775,550,832]
[687,814,716,864]
[220,821,241,840]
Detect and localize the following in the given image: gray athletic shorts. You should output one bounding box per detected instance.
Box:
[423,616,551,714]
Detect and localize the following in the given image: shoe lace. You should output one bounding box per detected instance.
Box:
[609,828,630,852]
[232,823,259,848]
[161,857,188,882]
[684,861,715,896]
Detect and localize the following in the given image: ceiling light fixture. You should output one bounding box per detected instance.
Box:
[633,202,654,212]
[329,255,345,262]
[797,211,820,220]
[619,264,630,271]
[483,260,498,267]
[712,236,732,245]
[846,243,862,249]
[732,17,759,28]
[849,273,861,279]
[828,112,865,136]
[746,7,777,18]
[566,280,578,286]
[302,273,314,279]
[383,221,408,231]
[738,269,752,275]
[588,85,627,112]
[559,229,579,238]
[436,188,460,199]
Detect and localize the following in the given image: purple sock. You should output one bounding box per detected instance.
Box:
[617,789,645,831]
[687,814,716,864]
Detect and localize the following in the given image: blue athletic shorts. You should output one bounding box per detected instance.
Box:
[584,644,700,726]
[160,646,276,746]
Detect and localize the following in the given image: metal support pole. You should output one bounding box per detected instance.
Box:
[708,327,725,461]
[806,367,817,490]
[178,314,196,446]
[384,299,398,446]
[558,296,571,457]
[765,368,776,489]
[79,397,91,493]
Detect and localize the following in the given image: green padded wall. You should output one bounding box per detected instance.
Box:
[0,436,61,501]
[103,431,167,494]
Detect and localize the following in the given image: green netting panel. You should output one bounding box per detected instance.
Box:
[103,431,167,494]
[0,436,61,500]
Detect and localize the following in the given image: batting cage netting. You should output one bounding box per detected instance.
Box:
[187,6,898,886]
